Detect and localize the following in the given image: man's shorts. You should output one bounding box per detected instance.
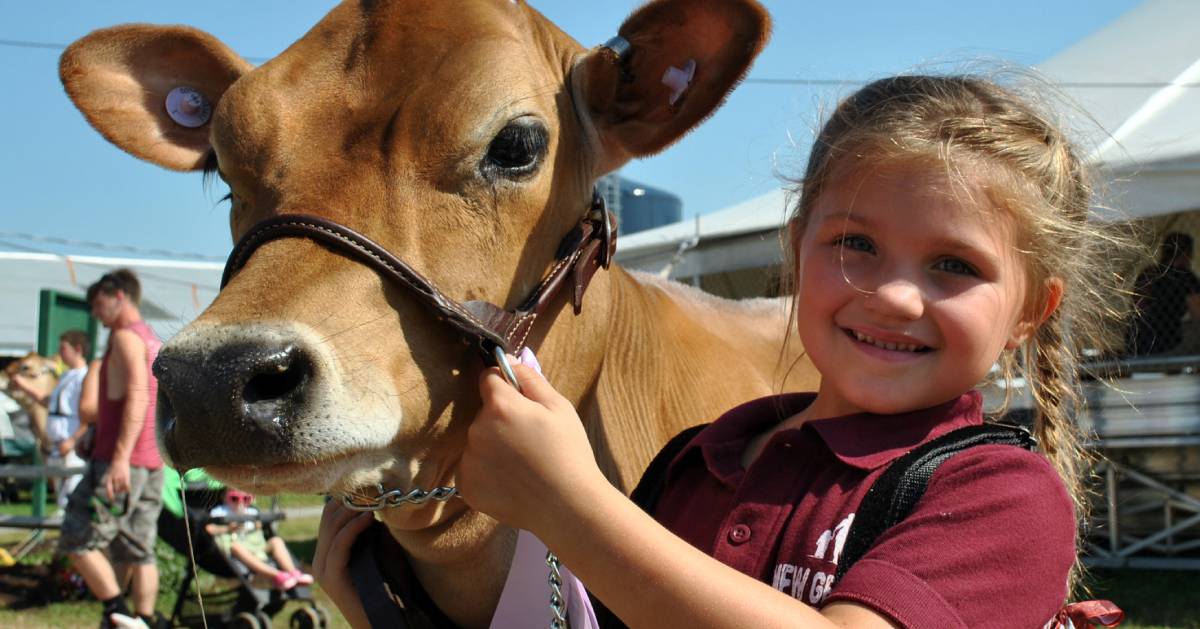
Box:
[58,461,164,564]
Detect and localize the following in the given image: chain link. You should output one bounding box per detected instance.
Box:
[340,484,460,511]
[547,551,570,629]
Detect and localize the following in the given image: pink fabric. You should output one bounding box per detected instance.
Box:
[94,320,163,469]
[490,529,598,629]
[489,349,599,628]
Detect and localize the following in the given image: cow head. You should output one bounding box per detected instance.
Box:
[1,353,59,404]
[60,0,769,502]
[1,352,60,453]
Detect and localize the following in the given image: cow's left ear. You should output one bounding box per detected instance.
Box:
[574,0,770,172]
[60,24,251,172]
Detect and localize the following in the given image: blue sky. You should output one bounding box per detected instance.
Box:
[0,1,1141,260]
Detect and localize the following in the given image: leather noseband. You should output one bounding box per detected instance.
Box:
[221,191,616,365]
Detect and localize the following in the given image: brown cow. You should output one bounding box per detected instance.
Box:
[60,1,818,624]
[0,352,59,455]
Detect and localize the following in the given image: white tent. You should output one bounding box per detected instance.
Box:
[614,188,792,282]
[0,252,223,357]
[618,0,1200,281]
[1037,0,1200,219]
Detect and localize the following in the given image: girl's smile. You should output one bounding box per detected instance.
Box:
[794,160,1043,421]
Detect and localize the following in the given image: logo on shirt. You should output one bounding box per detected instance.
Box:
[771,513,854,604]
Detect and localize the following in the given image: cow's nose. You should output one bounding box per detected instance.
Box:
[154,341,314,466]
[239,344,313,431]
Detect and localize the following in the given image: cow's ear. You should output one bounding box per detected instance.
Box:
[575,0,769,172]
[60,25,251,172]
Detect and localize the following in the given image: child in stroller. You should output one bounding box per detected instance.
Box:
[207,490,314,591]
[157,469,327,629]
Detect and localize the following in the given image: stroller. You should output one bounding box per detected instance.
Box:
[156,468,329,629]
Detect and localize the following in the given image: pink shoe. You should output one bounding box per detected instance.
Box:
[273,571,298,590]
[290,570,314,586]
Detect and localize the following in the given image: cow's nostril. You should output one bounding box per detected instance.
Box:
[241,346,312,431]
[245,360,308,403]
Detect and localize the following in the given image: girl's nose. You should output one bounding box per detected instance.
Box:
[864,276,924,320]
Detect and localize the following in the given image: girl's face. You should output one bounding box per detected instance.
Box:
[795,161,1043,419]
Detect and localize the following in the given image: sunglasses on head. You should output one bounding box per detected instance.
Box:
[226,493,253,506]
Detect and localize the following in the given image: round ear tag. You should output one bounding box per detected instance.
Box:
[165,86,212,128]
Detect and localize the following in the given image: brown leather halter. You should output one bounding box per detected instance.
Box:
[220,190,616,367]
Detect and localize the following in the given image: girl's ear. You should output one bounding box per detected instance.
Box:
[573,0,770,174]
[60,24,251,171]
[1006,278,1064,349]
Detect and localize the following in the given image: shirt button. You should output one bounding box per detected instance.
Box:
[728,524,752,545]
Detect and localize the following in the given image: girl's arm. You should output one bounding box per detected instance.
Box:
[458,364,896,629]
[9,374,50,406]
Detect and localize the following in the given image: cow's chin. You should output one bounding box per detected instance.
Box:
[204,447,416,497]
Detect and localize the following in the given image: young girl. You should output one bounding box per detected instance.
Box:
[207,489,314,591]
[454,74,1133,628]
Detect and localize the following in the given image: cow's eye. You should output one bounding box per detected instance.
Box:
[483,118,547,179]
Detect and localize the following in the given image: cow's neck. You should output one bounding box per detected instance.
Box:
[384,507,518,628]
[380,267,792,626]
[380,270,620,627]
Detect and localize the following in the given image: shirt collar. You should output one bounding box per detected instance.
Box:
[671,390,984,481]
[804,390,983,470]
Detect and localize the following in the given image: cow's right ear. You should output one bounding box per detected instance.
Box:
[574,0,770,174]
[60,24,251,172]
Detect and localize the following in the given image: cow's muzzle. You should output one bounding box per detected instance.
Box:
[155,339,314,467]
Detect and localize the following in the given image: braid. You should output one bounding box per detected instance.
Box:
[1028,310,1094,590]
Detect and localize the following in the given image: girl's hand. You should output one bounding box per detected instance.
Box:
[457,358,604,535]
[312,500,373,629]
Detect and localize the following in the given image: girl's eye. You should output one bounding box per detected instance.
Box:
[834,234,875,254]
[934,258,978,276]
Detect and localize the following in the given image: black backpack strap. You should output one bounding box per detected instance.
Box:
[630,423,710,513]
[834,423,1037,583]
[592,423,709,629]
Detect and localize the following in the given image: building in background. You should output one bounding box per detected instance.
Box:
[597,174,682,236]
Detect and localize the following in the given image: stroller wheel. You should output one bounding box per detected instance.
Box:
[256,610,273,629]
[314,604,330,629]
[289,607,321,629]
[229,612,261,629]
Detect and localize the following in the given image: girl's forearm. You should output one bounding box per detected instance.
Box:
[540,481,837,629]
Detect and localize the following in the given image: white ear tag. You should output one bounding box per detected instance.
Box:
[661,59,696,106]
[165,86,212,128]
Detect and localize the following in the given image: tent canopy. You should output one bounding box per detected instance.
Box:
[1037,0,1200,218]
[0,252,223,357]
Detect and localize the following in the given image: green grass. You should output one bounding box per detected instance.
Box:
[0,516,350,629]
[1081,568,1200,628]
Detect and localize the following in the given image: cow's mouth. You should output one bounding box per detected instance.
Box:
[204,447,408,496]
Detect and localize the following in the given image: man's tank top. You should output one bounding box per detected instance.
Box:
[94,320,163,469]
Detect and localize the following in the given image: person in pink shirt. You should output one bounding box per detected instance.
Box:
[58,268,166,629]
[447,74,1135,628]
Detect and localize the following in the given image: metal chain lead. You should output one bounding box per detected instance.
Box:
[341,346,569,627]
[548,551,570,629]
[341,484,460,511]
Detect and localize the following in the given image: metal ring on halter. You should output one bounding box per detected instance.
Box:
[602,35,631,60]
[600,204,614,269]
[493,345,522,393]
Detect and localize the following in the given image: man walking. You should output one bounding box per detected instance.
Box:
[58,269,165,629]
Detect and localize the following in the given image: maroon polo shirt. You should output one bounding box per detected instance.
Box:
[653,391,1075,628]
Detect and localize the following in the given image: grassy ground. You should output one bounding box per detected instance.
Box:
[3,493,1200,628]
[1082,568,1200,629]
[0,516,350,629]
